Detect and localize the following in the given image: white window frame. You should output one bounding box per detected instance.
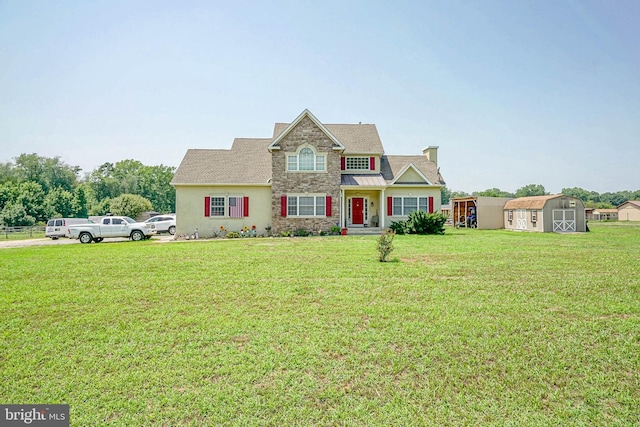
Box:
[392,197,429,216]
[210,196,226,217]
[286,146,326,172]
[287,194,326,217]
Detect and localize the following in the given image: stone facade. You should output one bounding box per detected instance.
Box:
[270,116,342,233]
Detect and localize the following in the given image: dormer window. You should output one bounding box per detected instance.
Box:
[287,146,326,172]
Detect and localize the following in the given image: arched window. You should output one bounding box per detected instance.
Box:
[287,146,326,172]
[299,148,314,171]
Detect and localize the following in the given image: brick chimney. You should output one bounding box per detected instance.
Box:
[422,146,438,166]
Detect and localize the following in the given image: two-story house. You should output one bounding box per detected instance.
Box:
[171,109,445,236]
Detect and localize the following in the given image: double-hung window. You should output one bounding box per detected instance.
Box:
[287,195,326,217]
[392,197,429,216]
[210,196,225,217]
[287,147,326,172]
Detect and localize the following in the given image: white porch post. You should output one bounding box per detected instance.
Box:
[340,188,345,227]
[380,189,385,228]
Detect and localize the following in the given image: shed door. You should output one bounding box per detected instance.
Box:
[553,209,576,232]
[516,209,527,230]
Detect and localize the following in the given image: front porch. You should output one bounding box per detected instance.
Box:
[340,190,385,229]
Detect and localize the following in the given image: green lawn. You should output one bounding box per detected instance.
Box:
[1,223,639,426]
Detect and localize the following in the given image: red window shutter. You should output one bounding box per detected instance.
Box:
[326,195,332,217]
[243,196,249,217]
[387,197,393,216]
[204,197,211,217]
[370,156,375,170]
[428,196,434,213]
[281,195,287,217]
[341,157,345,170]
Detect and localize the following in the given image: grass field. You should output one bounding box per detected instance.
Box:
[1,222,639,426]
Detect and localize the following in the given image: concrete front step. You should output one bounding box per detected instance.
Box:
[344,227,384,235]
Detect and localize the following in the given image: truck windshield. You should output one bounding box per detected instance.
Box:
[123,217,136,224]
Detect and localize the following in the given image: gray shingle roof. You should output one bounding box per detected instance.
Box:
[381,155,445,185]
[171,138,272,185]
[173,115,444,186]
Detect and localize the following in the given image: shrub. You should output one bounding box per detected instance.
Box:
[226,231,241,238]
[390,212,448,235]
[329,225,341,235]
[294,229,310,237]
[377,229,396,262]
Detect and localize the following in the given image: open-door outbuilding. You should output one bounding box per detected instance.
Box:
[451,197,513,229]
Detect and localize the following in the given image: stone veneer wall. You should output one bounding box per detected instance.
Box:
[271,116,342,233]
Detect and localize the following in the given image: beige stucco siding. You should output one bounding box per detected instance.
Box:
[175,185,272,237]
[618,204,640,221]
[383,187,442,226]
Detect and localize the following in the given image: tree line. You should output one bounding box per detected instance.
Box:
[441,184,640,208]
[0,153,175,226]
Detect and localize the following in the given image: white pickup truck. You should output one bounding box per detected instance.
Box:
[68,216,157,243]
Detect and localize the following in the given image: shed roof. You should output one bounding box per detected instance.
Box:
[341,174,388,187]
[504,194,568,210]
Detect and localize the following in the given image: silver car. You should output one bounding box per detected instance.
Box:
[144,214,176,235]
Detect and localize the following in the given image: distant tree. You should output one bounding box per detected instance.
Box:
[86,160,175,213]
[13,153,80,192]
[89,198,112,216]
[73,185,89,218]
[441,187,451,205]
[450,190,471,199]
[44,188,76,218]
[601,191,631,207]
[515,184,547,198]
[561,187,600,203]
[473,188,515,198]
[109,194,152,219]
[0,182,18,211]
[15,182,47,223]
[137,164,176,213]
[0,202,35,226]
[0,162,15,185]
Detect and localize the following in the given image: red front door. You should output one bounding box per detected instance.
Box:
[352,198,364,225]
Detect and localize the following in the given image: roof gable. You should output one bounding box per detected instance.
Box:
[391,164,431,184]
[268,109,344,151]
[618,200,640,210]
[380,155,445,186]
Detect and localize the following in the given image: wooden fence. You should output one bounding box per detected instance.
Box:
[1,226,46,239]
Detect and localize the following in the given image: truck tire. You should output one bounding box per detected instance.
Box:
[79,233,93,244]
[131,230,144,241]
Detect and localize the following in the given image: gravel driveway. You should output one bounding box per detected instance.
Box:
[0,235,175,249]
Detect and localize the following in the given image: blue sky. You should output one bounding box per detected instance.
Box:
[1,0,638,193]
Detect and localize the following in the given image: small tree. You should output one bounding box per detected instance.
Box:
[0,202,36,226]
[377,229,396,262]
[109,194,152,219]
